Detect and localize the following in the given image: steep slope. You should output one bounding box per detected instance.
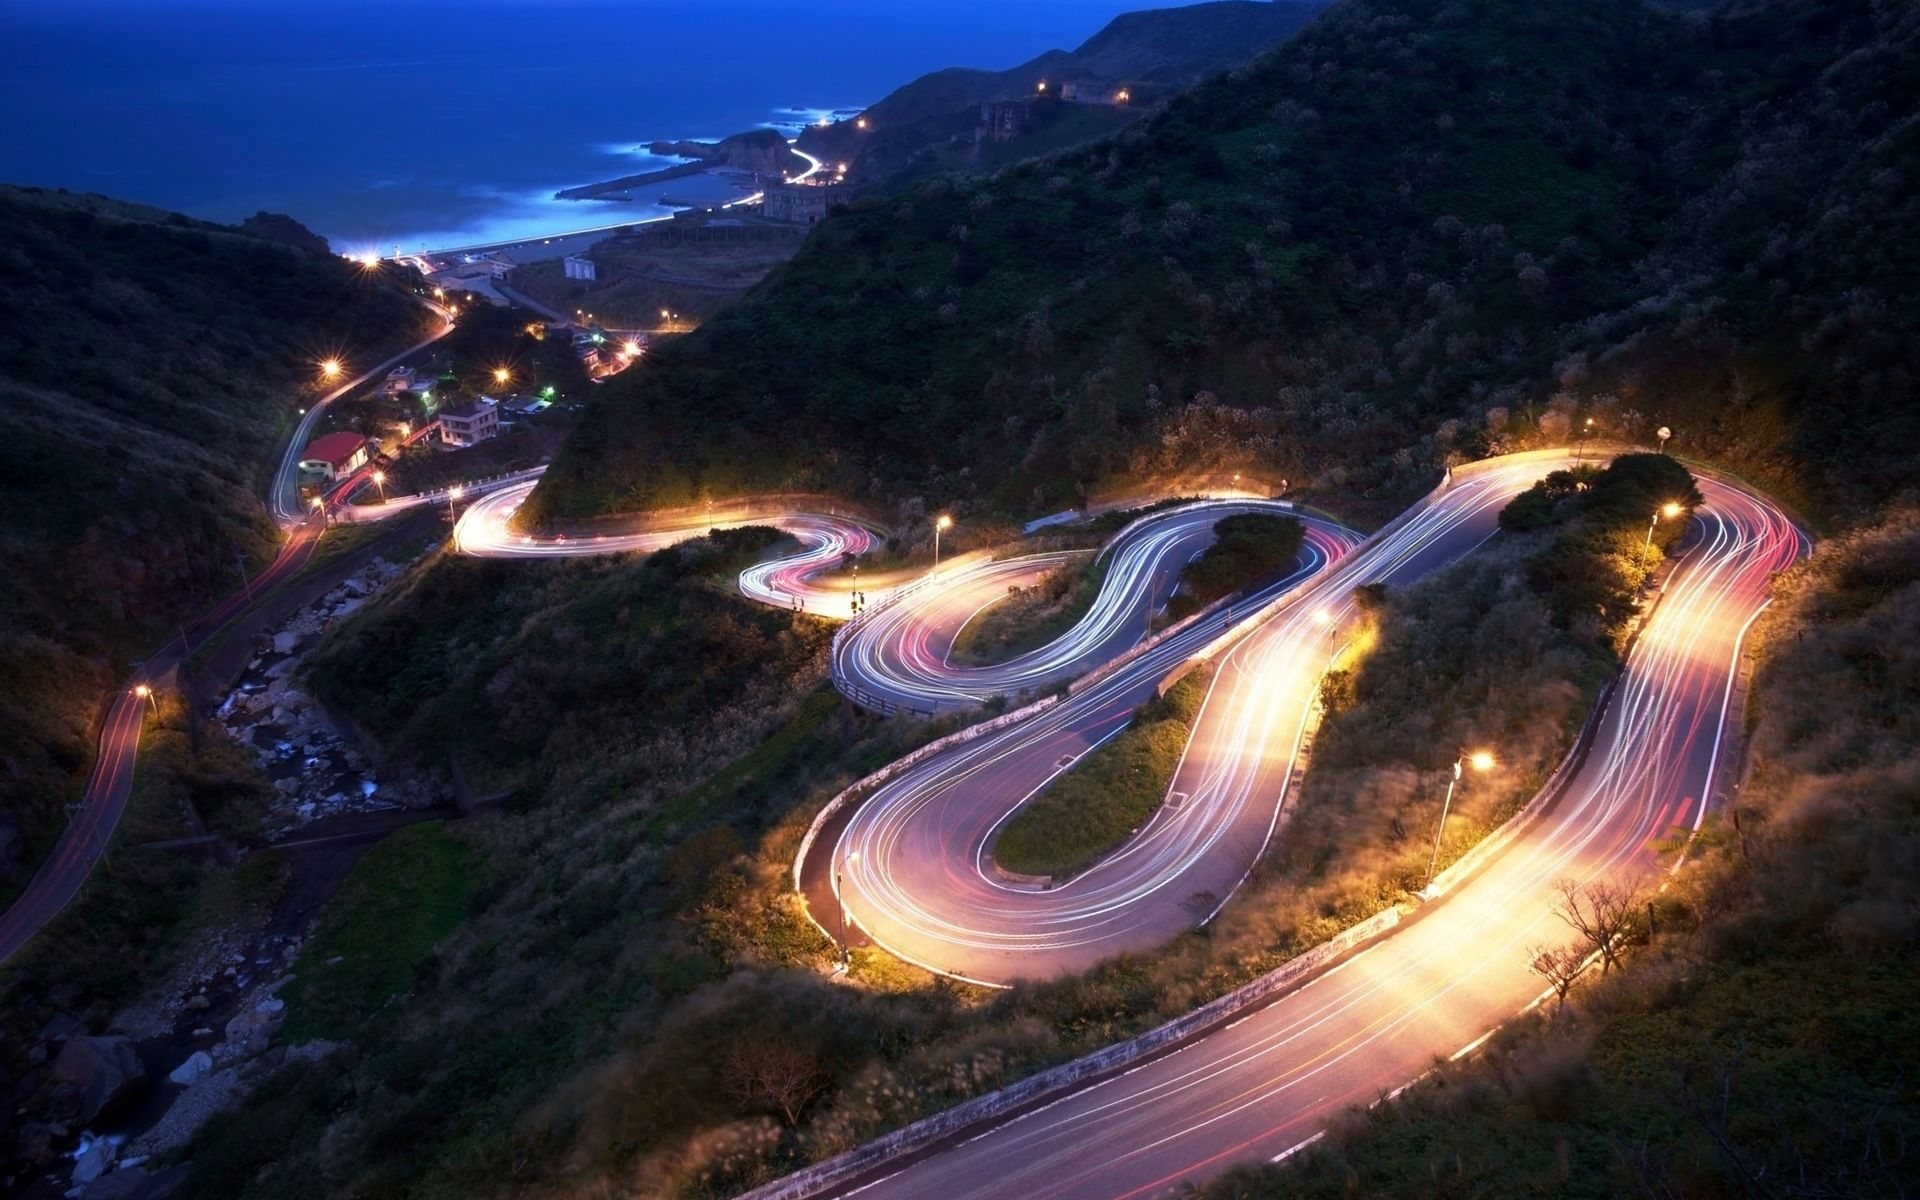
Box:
[528,0,1917,533]
[799,0,1329,180]
[0,185,431,886]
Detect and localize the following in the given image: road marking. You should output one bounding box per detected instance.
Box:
[1269,1131,1324,1163]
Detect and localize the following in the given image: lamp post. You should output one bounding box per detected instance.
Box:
[310,495,327,526]
[933,513,953,570]
[1427,750,1494,887]
[1656,425,1672,454]
[1645,501,1683,551]
[372,469,386,502]
[1576,415,1595,463]
[835,850,860,970]
[133,683,157,713]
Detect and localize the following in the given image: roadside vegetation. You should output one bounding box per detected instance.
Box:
[994,666,1212,877]
[0,184,429,891]
[1166,513,1304,619]
[949,554,1101,665]
[1199,506,1920,1200]
[1,693,287,1062]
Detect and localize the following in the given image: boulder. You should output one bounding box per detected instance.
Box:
[272,631,300,655]
[165,1051,212,1086]
[184,994,211,1012]
[71,1137,116,1185]
[49,1036,146,1124]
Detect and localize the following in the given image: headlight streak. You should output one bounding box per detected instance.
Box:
[820,469,1808,1200]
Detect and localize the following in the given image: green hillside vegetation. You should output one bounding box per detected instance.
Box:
[1299,454,1695,900]
[527,0,1915,536]
[1167,512,1304,618]
[800,1,1327,182]
[0,185,430,888]
[1201,506,1920,1200]
[949,553,1102,665]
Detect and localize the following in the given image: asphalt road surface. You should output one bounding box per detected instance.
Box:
[802,464,1806,1200]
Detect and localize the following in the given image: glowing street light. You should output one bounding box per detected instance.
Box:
[133,683,157,712]
[493,367,511,386]
[1656,425,1672,454]
[1645,501,1685,551]
[933,513,953,569]
[623,339,642,357]
[1427,749,1494,886]
[1115,88,1131,104]
[856,117,868,130]
[320,358,343,381]
[372,469,386,501]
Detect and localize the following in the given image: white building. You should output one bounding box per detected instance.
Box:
[438,397,500,448]
[563,255,597,282]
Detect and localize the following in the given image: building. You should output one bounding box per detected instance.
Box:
[762,181,835,225]
[299,431,370,481]
[438,397,500,448]
[563,255,597,282]
[979,100,1028,143]
[383,366,419,395]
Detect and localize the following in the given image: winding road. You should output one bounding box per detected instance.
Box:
[802,468,1804,1200]
[0,308,452,967]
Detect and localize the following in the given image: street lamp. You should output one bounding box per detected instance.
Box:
[133,683,157,712]
[933,513,953,569]
[320,358,342,382]
[493,367,511,387]
[1656,425,1672,454]
[310,495,326,525]
[1645,501,1685,551]
[1426,750,1494,886]
[1576,415,1595,463]
[372,469,386,501]
[623,339,642,357]
[835,849,861,970]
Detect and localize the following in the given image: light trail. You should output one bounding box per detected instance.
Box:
[794,465,1808,1200]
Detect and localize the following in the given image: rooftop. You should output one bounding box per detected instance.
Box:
[303,431,367,465]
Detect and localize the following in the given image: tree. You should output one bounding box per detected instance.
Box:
[721,1036,829,1126]
[1527,942,1586,1012]
[1552,877,1642,974]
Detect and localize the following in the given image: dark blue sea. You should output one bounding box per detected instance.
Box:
[0,0,1130,253]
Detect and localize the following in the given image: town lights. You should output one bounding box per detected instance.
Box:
[1427,750,1495,886]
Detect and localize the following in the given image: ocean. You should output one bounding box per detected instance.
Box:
[0,0,1134,254]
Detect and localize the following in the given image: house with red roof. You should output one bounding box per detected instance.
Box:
[299,431,370,481]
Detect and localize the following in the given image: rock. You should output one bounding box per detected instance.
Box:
[254,997,285,1015]
[272,631,300,654]
[184,994,211,1012]
[222,1008,280,1057]
[49,1037,146,1125]
[165,1052,212,1086]
[273,778,300,797]
[40,1014,86,1044]
[71,1137,116,1186]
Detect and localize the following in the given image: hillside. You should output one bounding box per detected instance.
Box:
[527,0,1918,535]
[798,0,1328,182]
[0,185,431,887]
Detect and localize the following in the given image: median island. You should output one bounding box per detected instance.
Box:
[991,512,1305,876]
[992,665,1213,878]
[949,554,1102,666]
